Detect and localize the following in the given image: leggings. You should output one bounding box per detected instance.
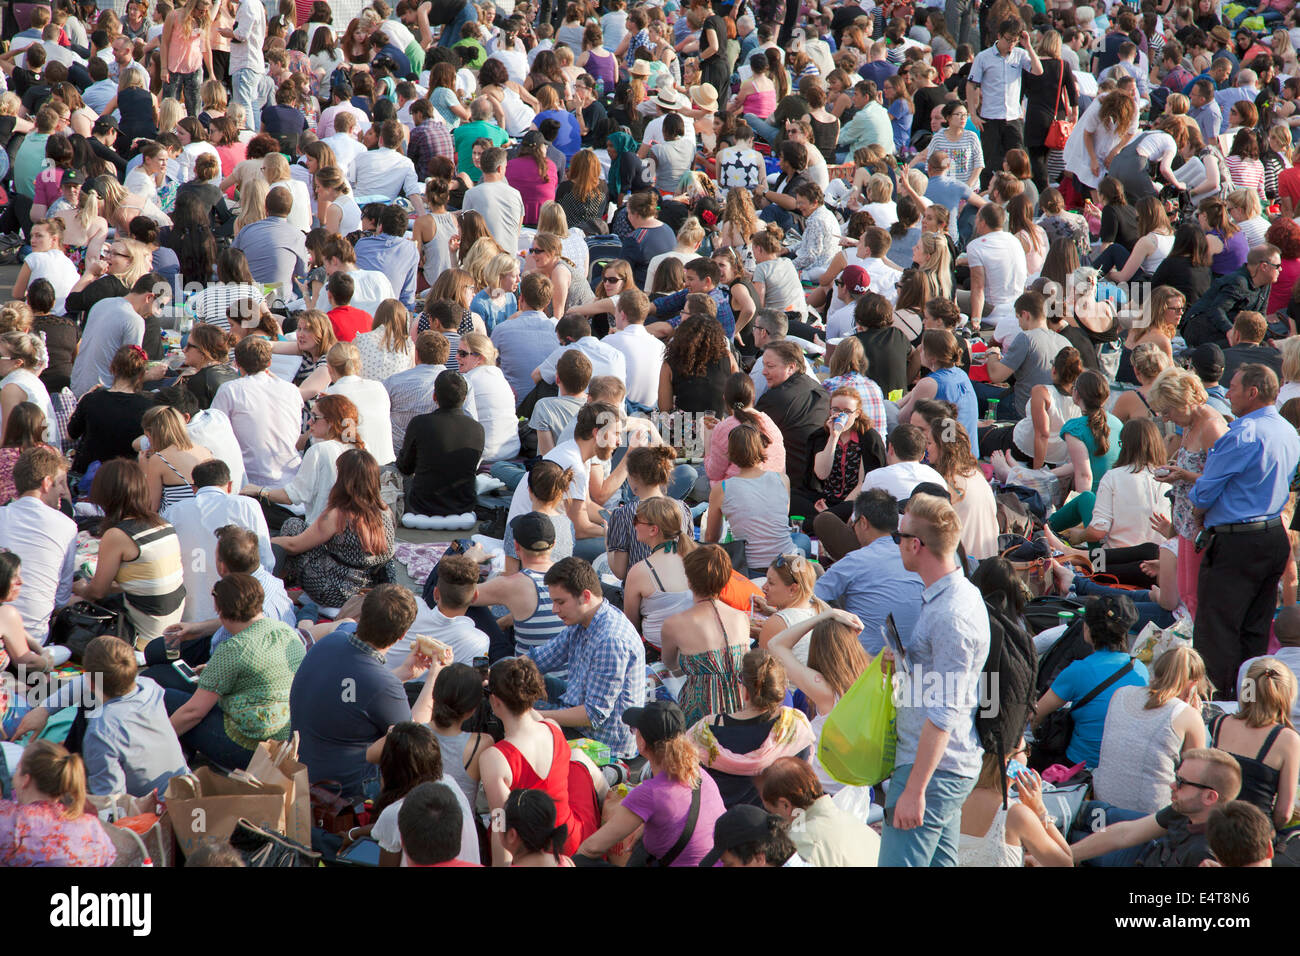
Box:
[1048,492,1096,532]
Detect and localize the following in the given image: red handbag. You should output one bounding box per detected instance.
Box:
[1044,61,1074,150]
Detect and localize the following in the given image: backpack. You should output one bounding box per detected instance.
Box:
[1023,595,1086,636]
[976,593,1039,807]
[1034,614,1090,699]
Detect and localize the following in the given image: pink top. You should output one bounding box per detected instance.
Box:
[1269,257,1300,315]
[705,411,787,483]
[0,800,116,867]
[741,87,777,117]
[505,156,559,226]
[167,14,205,74]
[32,167,63,210]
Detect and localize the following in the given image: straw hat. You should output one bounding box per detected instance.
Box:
[689,83,719,111]
[629,60,652,77]
[655,87,688,110]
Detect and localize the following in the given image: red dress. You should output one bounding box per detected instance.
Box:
[492,722,599,857]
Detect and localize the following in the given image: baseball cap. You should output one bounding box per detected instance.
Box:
[898,481,952,513]
[838,265,870,294]
[1188,343,1225,380]
[61,168,85,186]
[509,512,556,552]
[93,116,119,134]
[699,805,776,867]
[621,700,685,746]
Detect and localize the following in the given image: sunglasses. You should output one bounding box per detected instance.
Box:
[1173,773,1216,793]
[528,247,544,255]
[309,413,325,422]
[891,531,923,547]
[603,275,623,284]
[774,553,807,573]
[457,349,474,358]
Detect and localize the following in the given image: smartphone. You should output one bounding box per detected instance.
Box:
[173,660,199,682]
[472,655,490,682]
[1006,759,1029,780]
[336,837,383,867]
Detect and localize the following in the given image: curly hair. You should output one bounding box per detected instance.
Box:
[1267,217,1300,260]
[665,314,730,378]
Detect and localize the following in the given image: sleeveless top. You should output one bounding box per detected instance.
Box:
[114,518,186,644]
[1092,685,1189,814]
[560,259,595,311]
[1210,228,1249,276]
[810,694,844,795]
[638,558,694,650]
[423,211,459,285]
[513,567,565,663]
[809,116,840,165]
[584,48,618,92]
[491,721,582,857]
[1012,385,1080,465]
[958,802,1025,867]
[671,356,731,414]
[434,729,481,810]
[0,368,53,442]
[1211,713,1285,818]
[155,452,196,513]
[721,471,797,570]
[677,609,747,726]
[1170,446,1209,539]
[118,88,159,141]
[167,16,205,73]
[1139,231,1175,275]
[741,87,777,116]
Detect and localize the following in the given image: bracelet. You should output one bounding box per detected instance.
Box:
[347,827,360,841]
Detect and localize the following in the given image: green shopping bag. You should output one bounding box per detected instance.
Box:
[817,654,897,786]
[1221,3,1246,18]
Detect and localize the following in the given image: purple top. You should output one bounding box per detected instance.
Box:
[620,770,726,866]
[1211,228,1249,276]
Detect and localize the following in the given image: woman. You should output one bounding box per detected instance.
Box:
[525,232,594,318]
[1022,29,1077,190]
[752,548,825,659]
[506,130,559,226]
[504,790,574,867]
[274,448,396,609]
[912,101,983,187]
[63,234,151,322]
[659,314,737,414]
[555,149,609,234]
[1279,338,1300,408]
[0,403,51,505]
[637,111,694,195]
[1043,370,1123,535]
[353,299,414,382]
[264,152,311,235]
[791,182,841,281]
[1210,659,1300,828]
[1227,187,1272,251]
[1091,645,1209,814]
[480,656,600,865]
[140,405,211,513]
[55,188,109,275]
[605,444,693,579]
[1098,195,1175,283]
[750,225,805,315]
[160,0,213,118]
[578,23,619,96]
[231,178,269,238]
[1107,114,1187,203]
[660,545,752,726]
[1117,286,1182,387]
[1226,128,1268,203]
[1066,93,1138,199]
[1262,124,1292,201]
[0,331,53,442]
[455,334,521,463]
[174,323,236,411]
[426,267,485,337]
[705,425,798,571]
[1065,418,1171,560]
[0,740,115,866]
[1200,197,1249,277]
[533,85,581,163]
[717,188,759,271]
[703,372,786,483]
[1149,367,1229,620]
[426,61,469,129]
[1006,194,1048,278]
[208,117,247,183]
[67,345,157,474]
[219,132,279,200]
[405,179,454,294]
[577,699,726,867]
[1111,342,1171,423]
[501,464,575,576]
[1270,219,1300,318]
[1037,188,1092,263]
[1148,226,1214,308]
[804,386,886,523]
[185,248,264,332]
[1032,595,1149,769]
[882,75,913,157]
[711,248,759,339]
[166,193,218,289]
[899,330,978,451]
[623,496,696,650]
[526,48,567,101]
[958,739,1074,867]
[606,129,654,204]
[850,292,911,397]
[732,52,778,129]
[470,253,520,334]
[12,219,75,319]
[689,650,816,810]
[312,166,361,236]
[538,202,590,280]
[73,458,186,646]
[985,346,1084,483]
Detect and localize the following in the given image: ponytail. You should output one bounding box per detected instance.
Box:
[20,740,88,819]
[1074,370,1112,457]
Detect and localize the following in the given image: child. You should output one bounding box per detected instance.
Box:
[470,252,520,333]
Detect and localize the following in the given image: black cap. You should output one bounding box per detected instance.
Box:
[898,481,952,513]
[93,116,119,134]
[61,168,85,186]
[621,700,685,746]
[1188,343,1224,380]
[509,511,556,552]
[699,805,775,867]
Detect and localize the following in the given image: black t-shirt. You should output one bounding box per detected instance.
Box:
[67,390,157,474]
[830,5,868,45]
[260,104,309,140]
[912,85,947,140]
[1100,204,1140,248]
[853,327,911,396]
[580,100,608,146]
[702,14,729,67]
[12,68,42,98]
[424,0,467,25]
[702,712,812,809]
[32,314,77,393]
[1136,805,1213,867]
[21,84,52,117]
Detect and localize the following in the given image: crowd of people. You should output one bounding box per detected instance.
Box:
[1,0,1300,870]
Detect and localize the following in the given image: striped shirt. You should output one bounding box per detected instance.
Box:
[512,567,566,667]
[187,282,266,331]
[114,519,186,647]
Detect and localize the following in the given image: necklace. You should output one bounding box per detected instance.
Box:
[650,540,676,555]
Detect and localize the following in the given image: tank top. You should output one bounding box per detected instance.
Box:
[0,368,53,442]
[513,567,565,663]
[958,802,1025,867]
[155,452,196,513]
[741,87,777,116]
[1139,231,1175,275]
[167,16,205,74]
[118,88,159,141]
[423,210,458,285]
[584,48,618,92]
[809,116,839,165]
[1210,713,1285,818]
[434,729,481,809]
[638,558,694,650]
[560,258,595,311]
[1012,385,1080,465]
[1092,685,1189,814]
[721,471,796,570]
[114,518,186,644]
[491,721,582,857]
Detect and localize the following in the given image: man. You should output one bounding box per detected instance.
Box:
[221,0,265,130]
[1219,311,1283,384]
[1071,748,1242,866]
[757,756,880,866]
[880,493,990,867]
[645,258,738,339]
[69,272,166,397]
[398,781,481,867]
[211,337,303,488]
[529,557,646,758]
[966,19,1043,187]
[857,41,897,89]
[1188,364,1300,697]
[87,117,128,180]
[81,57,116,114]
[857,427,948,501]
[352,119,425,212]
[1204,801,1275,867]
[491,272,559,402]
[397,369,484,516]
[532,314,625,386]
[385,330,471,452]
[699,803,807,867]
[463,146,525,255]
[453,97,510,183]
[467,512,563,660]
[530,349,591,456]
[324,342,397,466]
[961,204,1029,325]
[1188,342,1233,418]
[311,234,396,317]
[755,340,831,510]
[748,310,817,401]
[109,35,149,87]
[1215,69,1259,130]
[0,446,76,643]
[324,272,371,343]
[290,585,424,798]
[838,80,894,155]
[230,188,307,293]
[394,554,491,667]
[166,460,273,624]
[406,97,454,179]
[982,290,1073,417]
[12,106,55,203]
[322,112,367,182]
[1182,245,1282,348]
[355,205,420,311]
[813,488,924,653]
[604,288,665,410]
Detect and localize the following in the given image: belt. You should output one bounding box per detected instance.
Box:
[1210,517,1283,535]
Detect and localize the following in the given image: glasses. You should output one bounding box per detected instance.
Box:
[1166,304,1186,312]
[891,531,923,547]
[457,349,475,358]
[774,553,807,573]
[309,413,325,422]
[603,275,623,284]
[1173,773,1216,793]
[528,247,543,255]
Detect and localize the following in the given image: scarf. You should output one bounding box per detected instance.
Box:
[606,131,639,196]
[688,707,817,776]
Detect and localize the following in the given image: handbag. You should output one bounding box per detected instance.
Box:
[1044,61,1074,150]
[228,817,321,867]
[1029,659,1135,770]
[47,600,136,665]
[308,779,358,835]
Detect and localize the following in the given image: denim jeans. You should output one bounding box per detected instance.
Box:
[438,1,479,47]
[1070,801,1152,866]
[163,70,202,121]
[744,113,779,145]
[231,68,260,130]
[489,460,526,492]
[1072,575,1175,632]
[879,763,978,866]
[162,687,257,770]
[573,535,606,562]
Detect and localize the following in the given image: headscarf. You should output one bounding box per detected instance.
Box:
[606,131,639,197]
[687,706,817,776]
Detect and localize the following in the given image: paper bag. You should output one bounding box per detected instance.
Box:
[88,790,177,867]
[245,733,312,848]
[164,768,286,859]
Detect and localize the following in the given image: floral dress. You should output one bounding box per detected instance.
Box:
[281,509,396,609]
[0,801,116,866]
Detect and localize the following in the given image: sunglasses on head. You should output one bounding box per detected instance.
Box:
[774,553,807,573]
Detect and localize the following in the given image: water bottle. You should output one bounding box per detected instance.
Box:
[984,399,999,422]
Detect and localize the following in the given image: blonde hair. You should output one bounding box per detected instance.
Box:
[326,341,361,376]
[676,216,706,248]
[460,331,496,365]
[484,252,519,290]
[142,405,194,451]
[1145,645,1208,709]
[460,237,505,288]
[536,201,570,238]
[905,492,962,557]
[866,173,893,204]
[0,305,34,334]
[295,309,337,357]
[766,553,828,613]
[158,97,185,133]
[1148,366,1209,413]
[19,740,88,819]
[119,68,145,91]
[646,735,701,786]
[262,152,291,184]
[0,329,46,369]
[636,495,695,554]
[1227,187,1261,220]
[115,238,153,287]
[234,178,270,235]
[1279,336,1300,384]
[372,299,413,355]
[1237,658,1298,729]
[1131,341,1171,382]
[0,92,20,116]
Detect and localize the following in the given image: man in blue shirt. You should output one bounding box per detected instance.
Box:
[646,258,737,339]
[1187,364,1300,698]
[355,205,420,311]
[813,488,924,654]
[966,18,1043,188]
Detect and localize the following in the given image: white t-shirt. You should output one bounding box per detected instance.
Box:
[387,599,490,669]
[324,375,396,466]
[507,438,591,527]
[857,460,947,501]
[371,779,480,863]
[965,231,1028,312]
[1090,464,1171,548]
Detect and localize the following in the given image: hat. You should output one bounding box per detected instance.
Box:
[689,82,719,111]
[509,512,556,552]
[61,168,85,187]
[655,87,688,111]
[1188,343,1225,380]
[93,116,119,133]
[629,60,652,77]
[520,129,545,148]
[1210,25,1231,44]
[699,805,775,867]
[838,265,870,294]
[621,700,685,746]
[898,481,953,513]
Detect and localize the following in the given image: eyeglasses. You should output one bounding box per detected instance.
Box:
[891,531,923,547]
[109,249,130,258]
[309,413,325,422]
[1173,772,1217,793]
[457,349,474,358]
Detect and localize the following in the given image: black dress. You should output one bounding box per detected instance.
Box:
[1022,58,1077,148]
[117,87,158,147]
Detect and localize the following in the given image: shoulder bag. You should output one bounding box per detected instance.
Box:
[1029,658,1135,770]
[1044,61,1074,150]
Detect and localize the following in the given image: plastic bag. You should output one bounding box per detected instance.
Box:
[817,654,896,786]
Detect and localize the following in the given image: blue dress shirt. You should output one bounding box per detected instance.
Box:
[1189,405,1300,527]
